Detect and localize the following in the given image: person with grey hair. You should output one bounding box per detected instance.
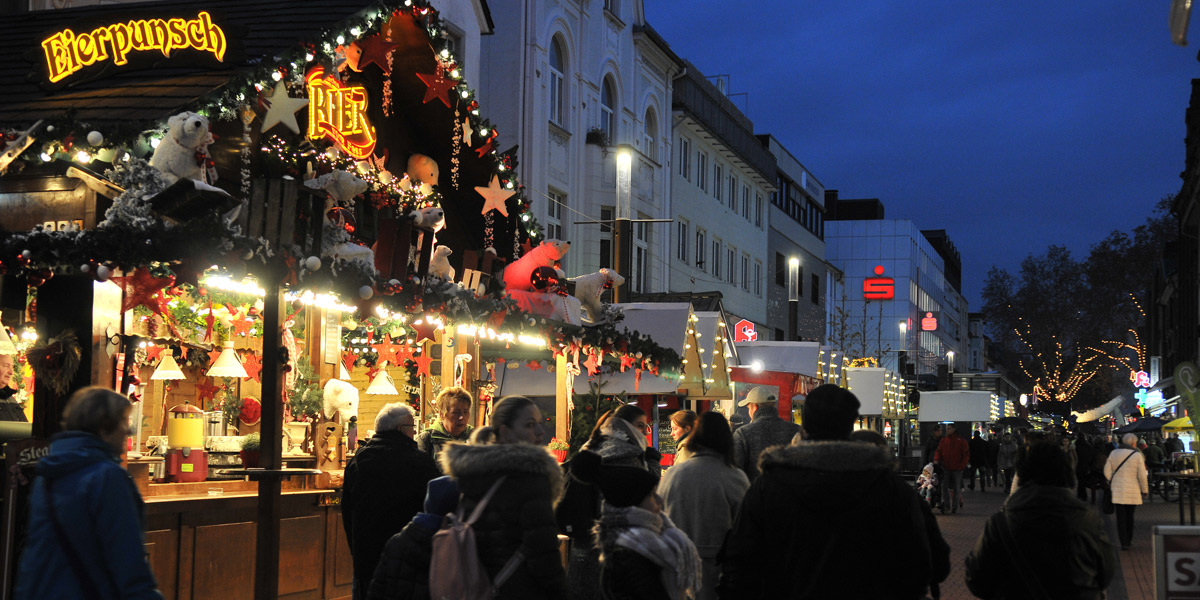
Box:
[343,402,440,599]
[1104,432,1149,550]
[16,386,164,599]
[732,386,800,482]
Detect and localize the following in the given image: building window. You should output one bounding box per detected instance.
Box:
[712,239,721,279]
[676,219,688,263]
[600,78,616,141]
[727,247,735,284]
[754,260,762,296]
[741,254,750,291]
[775,252,785,286]
[811,273,819,304]
[742,184,751,220]
[604,0,616,15]
[728,175,737,211]
[679,137,690,179]
[633,220,649,293]
[548,38,566,127]
[755,193,763,227]
[697,152,707,192]
[714,164,723,201]
[643,109,657,161]
[599,206,613,269]
[546,189,565,240]
[695,228,706,270]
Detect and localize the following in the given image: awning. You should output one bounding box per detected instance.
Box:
[733,341,820,377]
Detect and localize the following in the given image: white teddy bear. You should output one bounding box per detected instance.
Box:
[322,379,360,421]
[429,246,455,281]
[503,239,571,292]
[570,268,626,324]
[305,170,368,208]
[149,111,214,185]
[409,206,445,232]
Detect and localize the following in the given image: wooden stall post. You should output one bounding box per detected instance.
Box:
[555,353,570,443]
[254,284,285,600]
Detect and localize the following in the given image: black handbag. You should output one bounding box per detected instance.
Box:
[1103,451,1136,515]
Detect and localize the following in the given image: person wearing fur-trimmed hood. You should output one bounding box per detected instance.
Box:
[718,384,933,599]
[572,450,702,600]
[439,396,567,599]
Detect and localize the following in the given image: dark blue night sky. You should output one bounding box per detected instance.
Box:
[645,0,1199,308]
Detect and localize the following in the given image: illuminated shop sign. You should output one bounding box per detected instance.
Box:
[41,11,227,84]
[1131,370,1151,388]
[921,312,939,332]
[733,319,758,343]
[863,265,894,300]
[306,66,377,160]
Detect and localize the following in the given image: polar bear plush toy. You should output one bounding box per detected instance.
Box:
[305,170,368,208]
[503,239,571,292]
[149,111,214,185]
[322,379,360,421]
[409,206,445,232]
[429,246,455,281]
[570,268,626,324]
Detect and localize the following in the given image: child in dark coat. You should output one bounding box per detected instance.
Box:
[367,476,459,600]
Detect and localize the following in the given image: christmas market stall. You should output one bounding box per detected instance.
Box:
[0,1,681,598]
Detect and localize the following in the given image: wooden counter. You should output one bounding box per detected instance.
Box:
[144,486,352,600]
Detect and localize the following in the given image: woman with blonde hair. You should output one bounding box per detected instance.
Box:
[416,386,473,466]
[669,409,698,464]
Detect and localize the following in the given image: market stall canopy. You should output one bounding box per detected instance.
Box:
[1114,416,1169,434]
[917,391,996,422]
[733,341,820,377]
[1164,416,1194,433]
[693,311,735,398]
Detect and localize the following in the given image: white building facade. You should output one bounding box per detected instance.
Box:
[667,65,775,330]
[477,1,681,288]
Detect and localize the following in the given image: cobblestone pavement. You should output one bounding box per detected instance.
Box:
[929,483,1183,600]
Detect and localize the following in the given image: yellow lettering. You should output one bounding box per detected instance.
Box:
[167,18,187,52]
[91,28,111,62]
[306,67,377,159]
[131,20,154,50]
[107,23,133,65]
[200,12,226,61]
[75,32,96,66]
[185,19,205,51]
[42,32,74,83]
[149,20,169,56]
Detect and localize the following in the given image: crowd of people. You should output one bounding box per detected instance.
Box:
[13,381,1176,599]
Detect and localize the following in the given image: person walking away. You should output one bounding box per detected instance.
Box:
[1075,433,1096,501]
[1061,435,1078,475]
[1145,438,1167,494]
[16,387,164,599]
[935,423,970,513]
[416,386,473,468]
[342,403,440,599]
[731,386,800,482]
[440,395,567,599]
[965,441,1115,598]
[968,430,988,492]
[558,405,660,600]
[923,424,944,467]
[986,430,1000,488]
[718,384,933,599]
[569,451,700,600]
[996,433,1018,492]
[1105,432,1149,550]
[668,409,697,465]
[657,412,749,600]
[1167,433,1186,455]
[367,476,458,600]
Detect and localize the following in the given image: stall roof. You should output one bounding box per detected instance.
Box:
[917,391,996,422]
[733,341,820,377]
[0,0,377,126]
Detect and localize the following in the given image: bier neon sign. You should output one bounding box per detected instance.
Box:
[41,11,227,84]
[306,66,377,159]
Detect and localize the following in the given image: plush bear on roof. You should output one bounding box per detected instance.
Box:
[503,239,570,292]
[149,112,214,185]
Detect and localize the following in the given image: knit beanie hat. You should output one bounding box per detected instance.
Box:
[570,450,658,508]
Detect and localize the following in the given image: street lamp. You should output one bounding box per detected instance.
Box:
[612,145,633,302]
[946,350,955,374]
[897,320,908,375]
[788,257,800,340]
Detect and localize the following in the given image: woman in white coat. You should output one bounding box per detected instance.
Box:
[1104,432,1149,550]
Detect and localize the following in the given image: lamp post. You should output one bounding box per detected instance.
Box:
[947,350,955,374]
[612,145,633,303]
[787,256,800,341]
[898,320,908,375]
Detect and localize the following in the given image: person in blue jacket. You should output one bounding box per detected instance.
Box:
[16,386,163,600]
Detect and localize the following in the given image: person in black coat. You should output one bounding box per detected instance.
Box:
[1075,433,1097,501]
[342,403,440,600]
[367,476,459,600]
[719,385,933,599]
[968,430,989,492]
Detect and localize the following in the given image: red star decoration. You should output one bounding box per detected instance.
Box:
[395,344,415,364]
[583,353,601,376]
[111,269,175,315]
[527,360,542,372]
[620,354,636,372]
[207,348,222,366]
[520,238,536,256]
[366,365,381,381]
[411,319,439,344]
[145,345,165,363]
[203,308,216,342]
[342,352,356,376]
[474,132,496,158]
[413,353,435,377]
[415,63,455,108]
[232,316,255,337]
[243,352,263,383]
[355,34,399,73]
[195,377,221,405]
[372,335,401,365]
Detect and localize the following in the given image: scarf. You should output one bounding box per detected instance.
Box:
[596,503,701,600]
[592,417,647,464]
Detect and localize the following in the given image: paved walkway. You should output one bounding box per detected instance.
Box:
[930,483,1181,600]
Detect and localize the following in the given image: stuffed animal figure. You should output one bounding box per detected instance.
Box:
[305,170,368,207]
[149,111,214,185]
[407,153,440,185]
[570,268,626,324]
[322,379,359,421]
[429,246,455,281]
[503,239,570,292]
[409,206,445,232]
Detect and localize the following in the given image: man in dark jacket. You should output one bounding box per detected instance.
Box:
[923,424,943,466]
[968,430,989,492]
[719,384,934,599]
[935,423,970,513]
[732,386,801,482]
[343,403,440,600]
[986,430,1001,488]
[966,440,1115,598]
